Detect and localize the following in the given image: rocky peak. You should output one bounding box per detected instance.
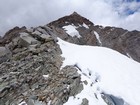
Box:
[71,11,79,16]
[48,12,140,63]
[48,12,94,28]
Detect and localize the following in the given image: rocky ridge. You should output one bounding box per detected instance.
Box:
[0,25,84,105]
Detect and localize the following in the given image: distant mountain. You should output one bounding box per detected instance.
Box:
[48,12,140,63]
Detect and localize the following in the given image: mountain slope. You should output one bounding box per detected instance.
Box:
[58,38,140,105]
[48,12,140,63]
[0,12,140,105]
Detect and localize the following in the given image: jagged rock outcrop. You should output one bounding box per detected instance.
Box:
[0,26,83,105]
[0,26,26,46]
[49,12,94,28]
[48,12,140,62]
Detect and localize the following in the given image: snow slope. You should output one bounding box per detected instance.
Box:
[58,38,140,105]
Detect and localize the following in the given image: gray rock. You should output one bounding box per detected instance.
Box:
[0,46,12,63]
[101,93,129,105]
[27,27,34,33]
[18,32,38,47]
[81,98,89,105]
[61,66,83,96]
[36,27,49,35]
[0,28,80,105]
[32,30,42,35]
[0,47,7,57]
[101,94,115,105]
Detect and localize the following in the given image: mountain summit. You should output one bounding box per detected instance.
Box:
[49,12,94,28]
[48,12,140,62]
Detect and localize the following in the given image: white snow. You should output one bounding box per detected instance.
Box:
[121,31,129,37]
[64,69,107,105]
[63,25,81,38]
[65,21,69,24]
[83,23,89,29]
[58,38,140,105]
[48,100,51,105]
[18,101,27,105]
[94,31,102,46]
[43,74,49,79]
[127,53,133,59]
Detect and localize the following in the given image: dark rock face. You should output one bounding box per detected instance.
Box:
[48,12,140,62]
[95,27,140,62]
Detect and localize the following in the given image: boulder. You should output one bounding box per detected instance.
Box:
[81,98,89,105]
[101,93,129,105]
[18,32,38,47]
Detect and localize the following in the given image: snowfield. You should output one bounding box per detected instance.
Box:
[58,38,140,105]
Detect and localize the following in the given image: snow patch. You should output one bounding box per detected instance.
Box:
[63,25,81,38]
[94,31,102,46]
[18,101,27,105]
[83,23,89,29]
[48,100,51,105]
[127,53,133,59]
[43,74,49,79]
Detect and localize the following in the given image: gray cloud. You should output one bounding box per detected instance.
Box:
[0,0,140,36]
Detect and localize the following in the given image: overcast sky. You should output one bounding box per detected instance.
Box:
[0,0,140,36]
